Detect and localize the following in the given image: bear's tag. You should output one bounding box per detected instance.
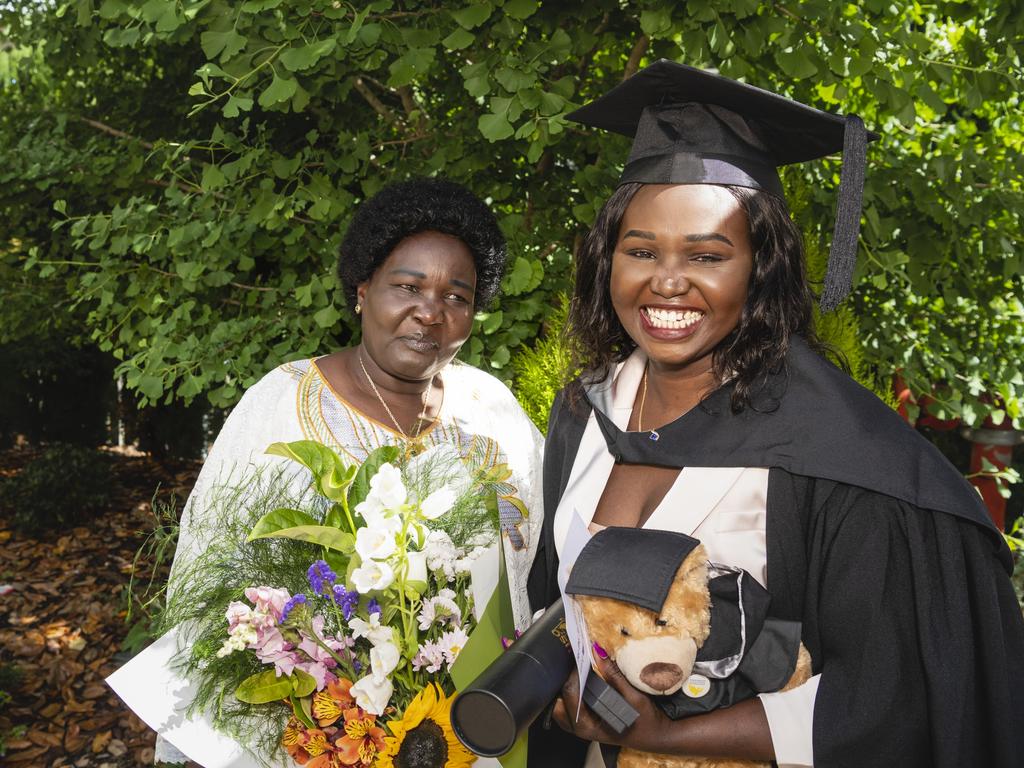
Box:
[682,674,711,698]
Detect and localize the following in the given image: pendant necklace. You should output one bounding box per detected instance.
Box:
[637,365,660,442]
[358,350,431,441]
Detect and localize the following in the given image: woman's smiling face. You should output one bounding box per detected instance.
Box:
[609,184,753,376]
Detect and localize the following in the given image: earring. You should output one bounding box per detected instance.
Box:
[354,303,362,314]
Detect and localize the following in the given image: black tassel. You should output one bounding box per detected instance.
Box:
[820,115,867,312]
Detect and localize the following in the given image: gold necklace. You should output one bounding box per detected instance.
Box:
[358,350,431,440]
[637,365,660,442]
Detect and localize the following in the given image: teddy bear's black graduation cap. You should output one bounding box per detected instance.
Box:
[566,59,877,311]
[565,527,700,613]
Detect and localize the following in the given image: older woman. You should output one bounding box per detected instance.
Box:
[157,178,543,763]
[527,61,1024,768]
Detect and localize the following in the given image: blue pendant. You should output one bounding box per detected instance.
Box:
[649,430,660,441]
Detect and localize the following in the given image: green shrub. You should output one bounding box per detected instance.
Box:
[0,444,113,534]
[511,297,574,434]
[122,494,181,656]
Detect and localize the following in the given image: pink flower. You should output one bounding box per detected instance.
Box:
[225,601,253,630]
[244,586,291,621]
[296,660,336,691]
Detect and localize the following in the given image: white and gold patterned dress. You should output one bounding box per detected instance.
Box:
[157,358,544,765]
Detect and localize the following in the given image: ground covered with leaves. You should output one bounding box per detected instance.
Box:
[0,447,199,767]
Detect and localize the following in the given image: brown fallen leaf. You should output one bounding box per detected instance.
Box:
[80,683,108,699]
[27,727,63,748]
[91,729,112,753]
[5,745,49,762]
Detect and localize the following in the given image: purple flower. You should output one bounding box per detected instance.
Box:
[306,560,337,597]
[367,598,381,616]
[280,593,307,623]
[332,585,359,620]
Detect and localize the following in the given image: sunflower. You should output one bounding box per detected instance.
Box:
[376,684,474,768]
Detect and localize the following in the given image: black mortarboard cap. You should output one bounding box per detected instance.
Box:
[567,60,877,311]
[565,527,701,613]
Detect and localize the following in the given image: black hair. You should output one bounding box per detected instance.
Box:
[337,178,507,308]
[567,182,823,412]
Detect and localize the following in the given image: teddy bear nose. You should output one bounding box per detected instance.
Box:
[639,662,684,692]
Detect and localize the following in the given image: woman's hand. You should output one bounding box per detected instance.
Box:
[551,650,776,761]
[551,652,671,753]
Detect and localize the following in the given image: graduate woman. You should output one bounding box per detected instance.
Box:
[526,61,1024,768]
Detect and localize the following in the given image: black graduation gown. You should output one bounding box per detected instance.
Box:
[526,338,1024,767]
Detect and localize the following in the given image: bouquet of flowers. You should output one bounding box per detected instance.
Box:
[163,440,517,768]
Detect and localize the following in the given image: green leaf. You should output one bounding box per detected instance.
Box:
[479,112,513,141]
[442,27,475,50]
[236,670,293,704]
[76,0,92,26]
[290,692,316,728]
[280,38,337,71]
[313,305,341,328]
[248,507,321,539]
[258,74,298,108]
[504,0,538,19]
[388,47,436,87]
[451,4,492,29]
[640,9,671,37]
[538,91,564,116]
[201,164,226,190]
[266,440,354,501]
[494,67,534,93]
[291,669,317,698]
[222,94,253,118]
[200,29,247,60]
[775,49,817,79]
[480,310,503,334]
[348,445,402,513]
[249,523,356,552]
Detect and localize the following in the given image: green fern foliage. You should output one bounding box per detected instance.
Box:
[511,297,573,434]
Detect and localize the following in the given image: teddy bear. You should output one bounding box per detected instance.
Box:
[564,526,812,768]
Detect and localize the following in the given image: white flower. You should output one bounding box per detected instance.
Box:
[216,631,248,658]
[419,485,457,520]
[349,612,394,646]
[368,463,407,510]
[370,641,400,679]
[405,550,428,584]
[424,529,460,581]
[355,526,397,562]
[417,589,461,630]
[350,674,393,715]
[351,560,394,593]
[438,626,470,666]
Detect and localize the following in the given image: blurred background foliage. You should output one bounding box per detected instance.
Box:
[0,0,1021,436]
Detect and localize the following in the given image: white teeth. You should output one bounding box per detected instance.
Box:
[644,307,703,329]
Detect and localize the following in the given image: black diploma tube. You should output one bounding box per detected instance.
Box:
[450,601,641,757]
[450,600,570,757]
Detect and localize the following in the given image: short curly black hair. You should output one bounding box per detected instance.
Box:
[337,178,507,309]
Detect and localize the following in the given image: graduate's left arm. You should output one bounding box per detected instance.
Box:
[551,655,776,762]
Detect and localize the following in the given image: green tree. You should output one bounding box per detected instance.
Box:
[0,0,1020,429]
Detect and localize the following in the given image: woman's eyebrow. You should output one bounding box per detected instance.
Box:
[686,232,734,246]
[389,268,426,279]
[389,268,473,291]
[621,229,657,240]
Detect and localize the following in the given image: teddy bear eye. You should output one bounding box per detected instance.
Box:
[655,618,668,627]
[619,627,631,637]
